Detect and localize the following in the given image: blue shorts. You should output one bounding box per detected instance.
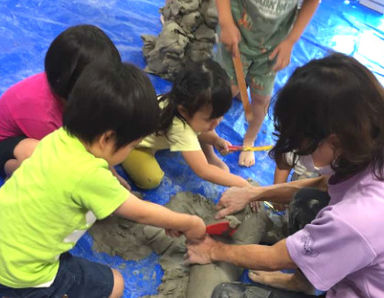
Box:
[0,253,114,298]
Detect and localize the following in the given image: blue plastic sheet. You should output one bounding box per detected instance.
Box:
[0,0,383,296]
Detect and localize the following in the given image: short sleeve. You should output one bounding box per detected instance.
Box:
[286,207,376,291]
[17,118,59,140]
[167,117,201,152]
[72,166,129,219]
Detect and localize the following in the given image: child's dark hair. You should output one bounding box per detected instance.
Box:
[45,24,121,100]
[158,59,232,134]
[270,53,384,180]
[63,62,160,150]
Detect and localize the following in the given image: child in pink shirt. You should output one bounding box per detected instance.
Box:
[0,24,121,177]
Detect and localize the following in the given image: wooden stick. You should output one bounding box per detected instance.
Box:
[232,50,253,122]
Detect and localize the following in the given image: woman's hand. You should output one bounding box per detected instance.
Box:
[215,186,258,218]
[185,235,219,265]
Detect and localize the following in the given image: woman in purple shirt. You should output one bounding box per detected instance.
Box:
[186,53,384,298]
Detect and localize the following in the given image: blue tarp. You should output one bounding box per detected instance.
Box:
[0,0,383,296]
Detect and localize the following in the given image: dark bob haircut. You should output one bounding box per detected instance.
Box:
[45,24,121,100]
[158,59,232,134]
[270,53,384,180]
[63,62,160,150]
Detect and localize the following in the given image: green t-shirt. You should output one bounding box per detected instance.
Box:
[232,0,298,53]
[0,128,129,288]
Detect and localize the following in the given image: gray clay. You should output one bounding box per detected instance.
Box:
[142,0,218,80]
[90,192,283,297]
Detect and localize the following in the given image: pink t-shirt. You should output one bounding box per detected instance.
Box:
[287,166,384,297]
[0,73,63,141]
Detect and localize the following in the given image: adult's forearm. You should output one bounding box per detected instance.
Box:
[211,239,297,271]
[252,175,328,204]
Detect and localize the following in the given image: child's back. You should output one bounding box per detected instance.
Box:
[0,127,125,287]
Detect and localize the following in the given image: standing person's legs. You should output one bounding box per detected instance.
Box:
[237,51,276,167]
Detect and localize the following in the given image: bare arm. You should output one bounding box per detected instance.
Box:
[215,0,241,57]
[216,175,328,218]
[287,0,320,43]
[270,0,320,71]
[198,130,231,155]
[114,193,206,241]
[273,167,292,184]
[187,237,296,271]
[182,150,249,187]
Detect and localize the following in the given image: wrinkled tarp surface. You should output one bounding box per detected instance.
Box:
[0,0,383,297]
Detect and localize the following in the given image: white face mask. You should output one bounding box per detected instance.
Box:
[299,154,334,176]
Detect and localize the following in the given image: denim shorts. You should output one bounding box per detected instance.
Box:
[0,253,114,298]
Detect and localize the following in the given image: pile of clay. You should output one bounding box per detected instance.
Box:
[89,192,286,298]
[141,0,218,80]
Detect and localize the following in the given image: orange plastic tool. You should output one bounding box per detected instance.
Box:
[232,49,253,122]
[228,145,273,152]
[206,221,237,237]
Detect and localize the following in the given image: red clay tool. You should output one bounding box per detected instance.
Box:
[206,221,237,237]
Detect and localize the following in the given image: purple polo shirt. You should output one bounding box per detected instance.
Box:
[287,166,384,297]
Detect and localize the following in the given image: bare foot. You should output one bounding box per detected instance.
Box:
[238,150,255,167]
[249,270,315,295]
[207,153,230,172]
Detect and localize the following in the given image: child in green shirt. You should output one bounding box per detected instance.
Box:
[0,61,205,298]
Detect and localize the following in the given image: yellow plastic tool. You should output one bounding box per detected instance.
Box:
[228,145,273,152]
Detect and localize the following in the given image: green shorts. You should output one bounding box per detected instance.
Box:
[216,43,276,97]
[215,0,296,97]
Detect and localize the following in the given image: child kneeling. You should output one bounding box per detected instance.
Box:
[0,62,205,298]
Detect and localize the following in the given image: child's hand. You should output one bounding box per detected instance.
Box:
[214,138,231,156]
[220,21,241,57]
[269,38,295,72]
[183,215,206,242]
[165,229,182,238]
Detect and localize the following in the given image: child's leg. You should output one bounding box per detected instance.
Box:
[248,270,316,295]
[110,269,124,298]
[0,136,38,177]
[237,50,276,167]
[200,142,230,172]
[122,148,164,189]
[5,138,39,175]
[0,253,122,298]
[238,92,270,167]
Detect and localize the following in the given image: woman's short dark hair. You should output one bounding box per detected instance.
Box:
[45,24,121,100]
[158,59,232,134]
[270,53,384,180]
[63,62,160,150]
